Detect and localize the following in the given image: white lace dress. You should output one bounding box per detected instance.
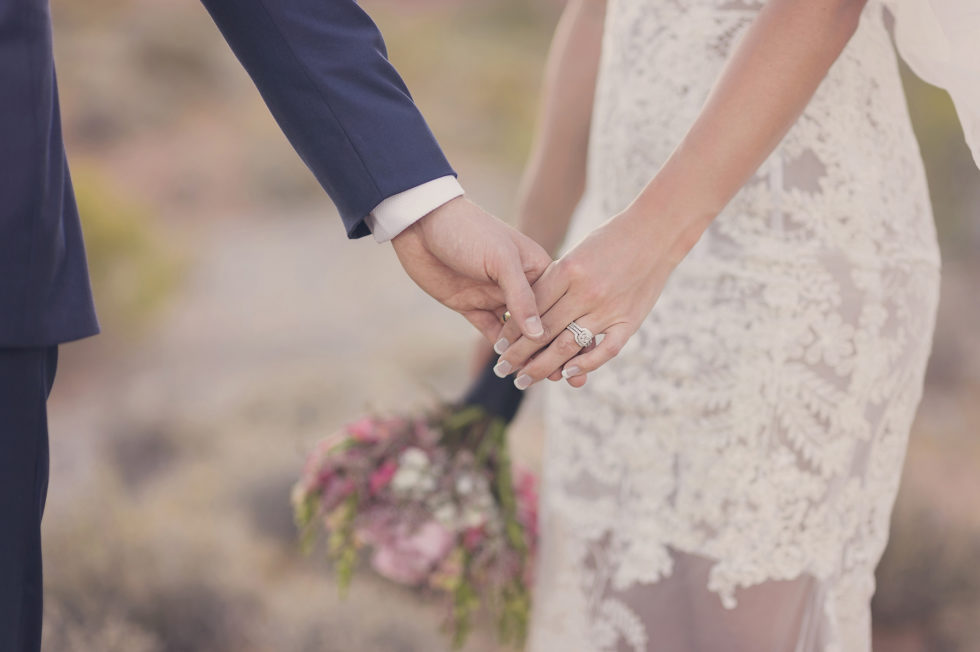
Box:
[529,2,942,651]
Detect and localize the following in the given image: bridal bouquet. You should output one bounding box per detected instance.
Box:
[291,360,534,648]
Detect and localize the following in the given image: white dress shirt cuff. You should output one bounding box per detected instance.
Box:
[365,176,465,243]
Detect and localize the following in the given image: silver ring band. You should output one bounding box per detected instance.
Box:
[565,321,594,348]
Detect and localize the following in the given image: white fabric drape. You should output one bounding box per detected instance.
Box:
[885,0,980,169]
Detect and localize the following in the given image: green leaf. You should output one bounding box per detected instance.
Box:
[442,405,488,431]
[293,492,320,555]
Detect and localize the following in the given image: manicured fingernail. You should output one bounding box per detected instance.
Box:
[525,316,544,338]
[493,338,509,355]
[493,360,512,377]
[514,374,532,390]
[562,365,581,379]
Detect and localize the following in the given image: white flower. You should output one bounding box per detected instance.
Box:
[461,508,487,529]
[455,475,474,495]
[433,502,459,528]
[415,474,437,494]
[399,447,430,470]
[390,447,436,496]
[391,467,422,494]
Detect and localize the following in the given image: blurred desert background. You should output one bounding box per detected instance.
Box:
[42,0,980,650]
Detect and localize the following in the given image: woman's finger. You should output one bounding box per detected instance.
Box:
[560,323,631,380]
[566,372,588,388]
[509,315,604,390]
[547,336,595,381]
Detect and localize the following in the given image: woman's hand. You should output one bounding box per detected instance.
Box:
[492,206,708,389]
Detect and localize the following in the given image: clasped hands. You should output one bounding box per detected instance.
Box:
[392,196,696,389]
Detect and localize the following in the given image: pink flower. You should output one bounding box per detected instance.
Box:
[355,506,399,547]
[515,468,539,543]
[368,520,455,586]
[347,417,380,443]
[369,460,398,495]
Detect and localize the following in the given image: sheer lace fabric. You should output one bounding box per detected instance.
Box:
[529,2,942,651]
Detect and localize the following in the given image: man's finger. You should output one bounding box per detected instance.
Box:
[514,231,552,286]
[495,251,547,341]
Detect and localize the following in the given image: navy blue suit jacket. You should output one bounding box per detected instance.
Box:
[0,0,454,346]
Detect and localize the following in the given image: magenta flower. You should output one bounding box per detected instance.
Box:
[462,524,486,551]
[369,460,398,495]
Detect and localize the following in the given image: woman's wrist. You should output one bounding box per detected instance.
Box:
[617,190,716,269]
[622,137,726,259]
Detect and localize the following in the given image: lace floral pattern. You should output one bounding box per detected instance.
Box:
[529,1,941,651]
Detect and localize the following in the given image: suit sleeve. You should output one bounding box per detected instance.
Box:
[198,0,456,238]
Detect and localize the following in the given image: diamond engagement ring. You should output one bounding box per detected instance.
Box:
[565,321,594,348]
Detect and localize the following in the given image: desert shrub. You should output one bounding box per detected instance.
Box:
[873,505,980,651]
[43,601,163,652]
[42,469,264,652]
[108,423,181,492]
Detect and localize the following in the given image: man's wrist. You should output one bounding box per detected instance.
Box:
[366,176,464,243]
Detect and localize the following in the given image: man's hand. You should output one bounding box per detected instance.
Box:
[390,197,552,344]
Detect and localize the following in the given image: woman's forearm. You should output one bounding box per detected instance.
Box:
[515,0,606,256]
[631,0,869,261]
